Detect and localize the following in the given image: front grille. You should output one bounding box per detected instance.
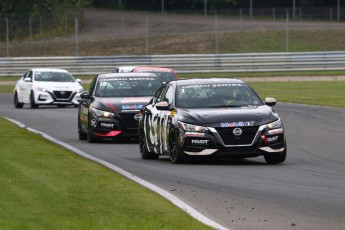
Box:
[214,126,259,146]
[119,113,138,130]
[53,91,72,99]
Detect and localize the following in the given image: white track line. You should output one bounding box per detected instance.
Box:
[5,117,229,230]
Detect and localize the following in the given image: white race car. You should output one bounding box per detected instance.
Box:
[14,68,83,108]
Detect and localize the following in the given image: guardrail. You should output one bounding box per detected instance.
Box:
[1,51,345,77]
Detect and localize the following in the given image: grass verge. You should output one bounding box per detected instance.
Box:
[0,117,212,230]
[249,81,345,108]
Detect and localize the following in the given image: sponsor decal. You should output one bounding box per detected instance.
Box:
[181,83,243,89]
[122,104,144,110]
[191,139,209,145]
[121,97,151,103]
[221,121,254,127]
[267,136,279,143]
[233,128,242,136]
[91,119,97,128]
[101,123,114,128]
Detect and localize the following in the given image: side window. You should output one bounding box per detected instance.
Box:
[88,75,99,95]
[162,85,174,106]
[153,85,167,103]
[26,71,33,81]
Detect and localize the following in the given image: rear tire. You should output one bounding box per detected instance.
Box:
[264,147,286,164]
[30,91,38,109]
[14,91,24,108]
[139,137,159,159]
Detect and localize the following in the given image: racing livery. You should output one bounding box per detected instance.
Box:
[14,68,83,108]
[136,78,287,164]
[78,72,163,143]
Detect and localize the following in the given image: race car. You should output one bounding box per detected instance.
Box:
[14,68,83,108]
[136,78,287,164]
[132,66,177,83]
[78,72,163,143]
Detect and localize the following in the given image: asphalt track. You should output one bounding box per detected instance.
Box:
[1,93,345,230]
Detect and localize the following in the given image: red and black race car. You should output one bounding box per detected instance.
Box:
[78,72,163,143]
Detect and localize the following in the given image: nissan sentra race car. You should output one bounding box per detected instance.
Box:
[136,78,287,164]
[78,72,163,143]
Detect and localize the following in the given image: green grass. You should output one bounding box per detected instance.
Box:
[249,81,345,108]
[0,85,14,93]
[3,29,345,56]
[0,117,212,230]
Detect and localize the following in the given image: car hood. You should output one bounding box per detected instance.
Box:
[94,97,152,113]
[34,81,82,91]
[177,105,279,127]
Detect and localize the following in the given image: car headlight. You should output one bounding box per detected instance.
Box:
[266,119,282,130]
[35,86,49,92]
[178,121,208,132]
[92,108,114,118]
[76,88,83,93]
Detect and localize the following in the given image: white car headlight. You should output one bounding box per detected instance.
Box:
[92,108,114,118]
[76,88,84,93]
[35,86,48,92]
[178,121,208,133]
[266,119,282,130]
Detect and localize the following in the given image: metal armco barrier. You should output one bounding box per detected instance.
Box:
[1,51,345,77]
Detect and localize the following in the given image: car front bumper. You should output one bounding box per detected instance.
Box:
[179,125,286,158]
[35,90,81,105]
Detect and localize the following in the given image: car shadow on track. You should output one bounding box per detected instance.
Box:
[157,156,269,165]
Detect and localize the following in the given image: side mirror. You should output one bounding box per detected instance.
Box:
[155,101,169,110]
[80,91,92,99]
[76,78,82,83]
[24,77,32,82]
[264,97,276,107]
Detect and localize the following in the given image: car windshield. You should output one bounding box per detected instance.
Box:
[34,71,75,82]
[95,77,162,97]
[136,70,175,82]
[176,83,263,108]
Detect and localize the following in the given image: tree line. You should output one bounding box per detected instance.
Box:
[1,0,342,18]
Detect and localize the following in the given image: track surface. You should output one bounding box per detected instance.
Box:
[1,93,345,230]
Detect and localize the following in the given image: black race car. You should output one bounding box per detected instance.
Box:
[78,72,163,143]
[136,78,286,164]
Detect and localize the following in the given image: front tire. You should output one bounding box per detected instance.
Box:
[87,131,100,143]
[168,129,186,164]
[30,91,38,109]
[264,147,286,164]
[78,120,87,140]
[14,91,24,108]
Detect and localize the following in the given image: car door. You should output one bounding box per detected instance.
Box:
[144,85,168,153]
[79,75,98,129]
[18,71,33,103]
[155,84,175,153]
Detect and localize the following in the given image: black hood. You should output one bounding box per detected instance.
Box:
[177,105,279,127]
[93,96,152,113]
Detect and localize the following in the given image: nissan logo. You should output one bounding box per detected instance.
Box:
[233,127,242,136]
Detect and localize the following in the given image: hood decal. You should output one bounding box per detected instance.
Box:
[102,99,117,113]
